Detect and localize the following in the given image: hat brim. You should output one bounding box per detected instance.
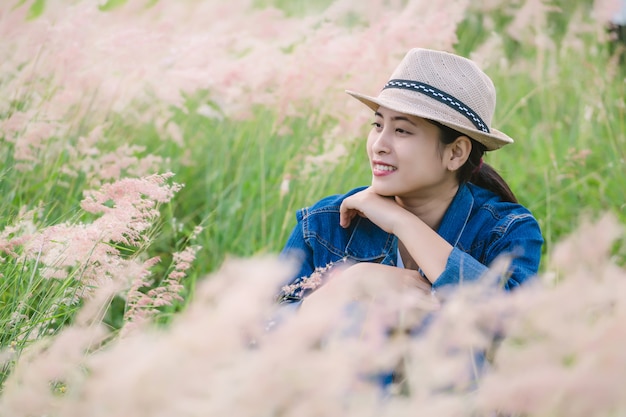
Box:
[345,90,514,151]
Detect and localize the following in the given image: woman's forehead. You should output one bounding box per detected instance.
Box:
[375,106,428,126]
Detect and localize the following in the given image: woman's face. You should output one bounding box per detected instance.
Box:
[366,106,456,198]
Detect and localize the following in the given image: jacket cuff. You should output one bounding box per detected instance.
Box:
[432,247,488,289]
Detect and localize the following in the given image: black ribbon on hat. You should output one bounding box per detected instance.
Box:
[383,79,490,133]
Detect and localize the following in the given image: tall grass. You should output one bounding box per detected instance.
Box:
[0,0,624,414]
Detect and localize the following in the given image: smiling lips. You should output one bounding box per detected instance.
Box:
[372,162,397,176]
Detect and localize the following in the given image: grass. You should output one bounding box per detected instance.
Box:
[0,0,624,392]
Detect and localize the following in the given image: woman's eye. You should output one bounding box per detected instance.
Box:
[396,128,411,135]
[371,122,382,129]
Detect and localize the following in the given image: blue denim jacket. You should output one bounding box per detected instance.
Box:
[280,182,543,301]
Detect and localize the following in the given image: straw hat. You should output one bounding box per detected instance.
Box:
[346,48,513,151]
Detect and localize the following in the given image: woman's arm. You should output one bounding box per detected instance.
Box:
[300,262,439,315]
[339,187,542,289]
[339,187,453,283]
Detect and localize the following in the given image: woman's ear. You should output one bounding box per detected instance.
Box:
[445,136,472,171]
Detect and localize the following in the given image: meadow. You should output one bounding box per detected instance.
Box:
[0,0,625,415]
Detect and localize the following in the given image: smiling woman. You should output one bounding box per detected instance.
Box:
[278,48,543,304]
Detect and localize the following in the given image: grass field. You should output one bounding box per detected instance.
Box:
[0,0,625,415]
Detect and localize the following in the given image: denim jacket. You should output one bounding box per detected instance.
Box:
[280,183,543,301]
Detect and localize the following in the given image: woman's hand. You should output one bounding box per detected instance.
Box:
[343,262,432,294]
[340,187,454,282]
[301,262,439,314]
[339,187,410,234]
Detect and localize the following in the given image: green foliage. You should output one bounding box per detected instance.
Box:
[252,0,334,17]
[98,0,128,12]
[1,0,625,391]
[0,250,84,384]
[12,0,46,20]
[26,0,45,20]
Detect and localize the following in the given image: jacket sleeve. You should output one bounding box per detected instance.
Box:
[432,213,543,291]
[277,209,315,302]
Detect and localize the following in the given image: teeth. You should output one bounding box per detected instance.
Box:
[374,164,396,171]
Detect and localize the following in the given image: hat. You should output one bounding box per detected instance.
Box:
[346,48,513,150]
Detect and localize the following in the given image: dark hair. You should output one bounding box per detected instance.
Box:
[429,120,518,203]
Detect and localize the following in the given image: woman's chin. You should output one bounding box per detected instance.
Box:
[370,183,396,197]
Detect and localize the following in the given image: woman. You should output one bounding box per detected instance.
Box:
[278,48,543,306]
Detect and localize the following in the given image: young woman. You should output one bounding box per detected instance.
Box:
[278,48,543,306]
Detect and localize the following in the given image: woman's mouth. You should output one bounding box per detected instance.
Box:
[372,163,397,176]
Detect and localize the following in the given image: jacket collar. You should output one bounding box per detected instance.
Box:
[436,183,474,247]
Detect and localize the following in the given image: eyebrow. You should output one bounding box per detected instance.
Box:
[374,111,417,126]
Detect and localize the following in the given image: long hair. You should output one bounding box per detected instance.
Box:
[429,120,518,203]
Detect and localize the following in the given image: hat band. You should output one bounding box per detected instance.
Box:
[383,79,490,133]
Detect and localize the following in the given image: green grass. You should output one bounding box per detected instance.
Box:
[0,0,624,388]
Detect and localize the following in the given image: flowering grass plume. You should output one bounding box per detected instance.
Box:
[19,173,182,284]
[122,241,202,337]
[476,214,626,417]
[0,0,472,181]
[0,0,624,415]
[0,215,624,416]
[0,173,184,353]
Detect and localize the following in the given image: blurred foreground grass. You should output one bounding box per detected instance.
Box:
[0,0,625,390]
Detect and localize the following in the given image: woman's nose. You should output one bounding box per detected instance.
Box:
[371,129,392,154]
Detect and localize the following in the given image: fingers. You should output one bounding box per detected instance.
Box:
[339,188,405,233]
[339,200,358,228]
[395,269,429,291]
[340,189,375,228]
[410,272,433,293]
[339,207,352,228]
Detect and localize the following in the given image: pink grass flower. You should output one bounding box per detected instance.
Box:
[13,173,183,294]
[122,240,200,337]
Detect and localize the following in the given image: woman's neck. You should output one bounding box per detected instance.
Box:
[394,183,459,230]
